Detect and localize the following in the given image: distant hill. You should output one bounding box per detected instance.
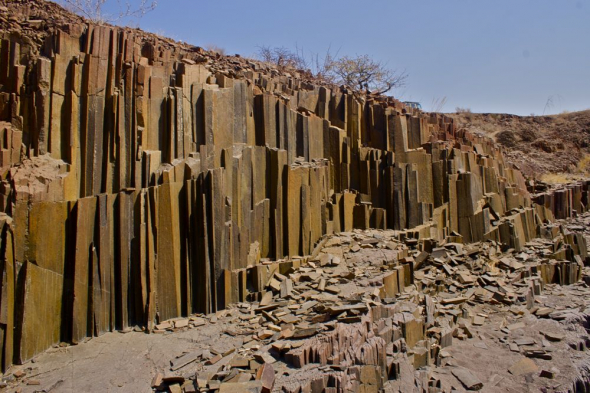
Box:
[448,110,590,182]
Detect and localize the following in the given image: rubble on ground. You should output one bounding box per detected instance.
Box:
[116,213,590,392]
[0,1,590,392]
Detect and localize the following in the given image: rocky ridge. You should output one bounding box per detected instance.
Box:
[0,1,589,393]
[450,111,590,179]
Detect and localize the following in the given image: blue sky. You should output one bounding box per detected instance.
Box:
[101,0,590,115]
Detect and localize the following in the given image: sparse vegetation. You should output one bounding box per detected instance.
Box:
[451,110,590,178]
[496,130,517,148]
[257,45,307,70]
[204,44,226,56]
[256,46,407,95]
[58,0,157,24]
[330,54,407,94]
[577,154,590,173]
[455,107,472,114]
[539,173,577,184]
[430,97,447,113]
[543,94,563,115]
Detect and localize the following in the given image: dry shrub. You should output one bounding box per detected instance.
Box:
[531,139,555,153]
[204,44,226,56]
[496,130,518,148]
[256,46,407,95]
[58,0,157,24]
[519,128,538,142]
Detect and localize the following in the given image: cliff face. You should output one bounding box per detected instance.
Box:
[0,0,582,369]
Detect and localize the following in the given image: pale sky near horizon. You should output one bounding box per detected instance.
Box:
[100,0,590,116]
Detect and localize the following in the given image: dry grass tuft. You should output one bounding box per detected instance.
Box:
[539,155,590,184]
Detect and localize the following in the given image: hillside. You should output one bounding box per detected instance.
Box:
[449,110,590,181]
[1,1,590,393]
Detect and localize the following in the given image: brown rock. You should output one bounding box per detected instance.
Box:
[256,363,275,393]
[151,372,163,388]
[206,354,222,365]
[451,367,483,391]
[259,292,273,307]
[542,331,565,342]
[168,384,182,393]
[171,351,202,371]
[508,358,538,376]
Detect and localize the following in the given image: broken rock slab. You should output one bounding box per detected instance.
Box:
[451,367,483,391]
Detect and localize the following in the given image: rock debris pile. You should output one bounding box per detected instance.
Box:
[0,1,589,392]
[143,212,590,392]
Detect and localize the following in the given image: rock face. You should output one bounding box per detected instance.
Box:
[0,0,588,372]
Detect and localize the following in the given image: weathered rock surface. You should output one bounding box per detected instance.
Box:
[4,212,590,392]
[0,2,589,392]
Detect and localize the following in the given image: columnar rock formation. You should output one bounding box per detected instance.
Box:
[533,181,590,220]
[0,0,586,372]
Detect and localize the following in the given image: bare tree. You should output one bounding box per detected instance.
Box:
[307,45,339,82]
[256,46,407,96]
[256,46,307,70]
[328,54,407,95]
[58,0,157,24]
[543,94,563,115]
